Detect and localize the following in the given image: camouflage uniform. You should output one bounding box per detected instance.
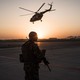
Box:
[21,40,44,80]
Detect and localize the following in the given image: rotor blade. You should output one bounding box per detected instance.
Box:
[19,7,35,13]
[20,13,34,16]
[37,3,45,12]
[50,9,56,11]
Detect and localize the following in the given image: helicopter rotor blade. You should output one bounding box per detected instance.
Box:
[36,3,45,12]
[20,13,34,16]
[19,7,35,13]
[50,9,56,11]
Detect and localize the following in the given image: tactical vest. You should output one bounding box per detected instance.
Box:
[21,41,38,63]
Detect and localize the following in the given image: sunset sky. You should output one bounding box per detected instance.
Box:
[0,0,80,39]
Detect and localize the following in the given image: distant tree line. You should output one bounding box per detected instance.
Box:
[0,36,80,42]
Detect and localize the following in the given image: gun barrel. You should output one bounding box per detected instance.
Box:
[42,49,51,72]
[46,64,51,72]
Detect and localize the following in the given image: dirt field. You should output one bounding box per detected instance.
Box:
[0,42,80,80]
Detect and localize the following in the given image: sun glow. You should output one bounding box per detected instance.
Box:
[35,30,45,39]
[29,23,49,39]
[37,32,44,39]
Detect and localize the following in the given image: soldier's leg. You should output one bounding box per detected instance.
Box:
[24,65,33,80]
[33,68,39,80]
[25,68,39,80]
[25,71,29,80]
[24,64,39,80]
[32,65,39,80]
[25,70,33,80]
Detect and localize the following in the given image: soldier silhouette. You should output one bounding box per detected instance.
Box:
[20,31,50,80]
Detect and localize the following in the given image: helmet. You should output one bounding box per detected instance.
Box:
[29,31,37,38]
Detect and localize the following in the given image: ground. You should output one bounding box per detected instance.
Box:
[0,42,80,80]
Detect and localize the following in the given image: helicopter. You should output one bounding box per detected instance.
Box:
[19,2,56,23]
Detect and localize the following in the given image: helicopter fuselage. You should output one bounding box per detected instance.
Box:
[30,13,43,22]
[30,4,52,23]
[19,2,55,23]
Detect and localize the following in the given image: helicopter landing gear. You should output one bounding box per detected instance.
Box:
[41,20,42,22]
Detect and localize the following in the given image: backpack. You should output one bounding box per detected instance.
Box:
[19,41,36,63]
[19,42,28,63]
[19,53,24,63]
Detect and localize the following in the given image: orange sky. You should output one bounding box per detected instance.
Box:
[0,0,80,39]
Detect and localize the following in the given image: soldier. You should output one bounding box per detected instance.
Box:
[21,31,49,80]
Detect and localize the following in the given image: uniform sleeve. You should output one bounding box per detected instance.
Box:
[33,44,44,60]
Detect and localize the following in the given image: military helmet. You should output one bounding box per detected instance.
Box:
[29,31,37,38]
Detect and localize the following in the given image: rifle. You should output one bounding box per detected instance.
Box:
[42,49,51,72]
[45,63,51,72]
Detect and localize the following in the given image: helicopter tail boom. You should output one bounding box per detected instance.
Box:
[40,2,55,14]
[48,2,53,10]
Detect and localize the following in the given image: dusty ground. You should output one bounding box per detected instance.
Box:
[0,43,80,80]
